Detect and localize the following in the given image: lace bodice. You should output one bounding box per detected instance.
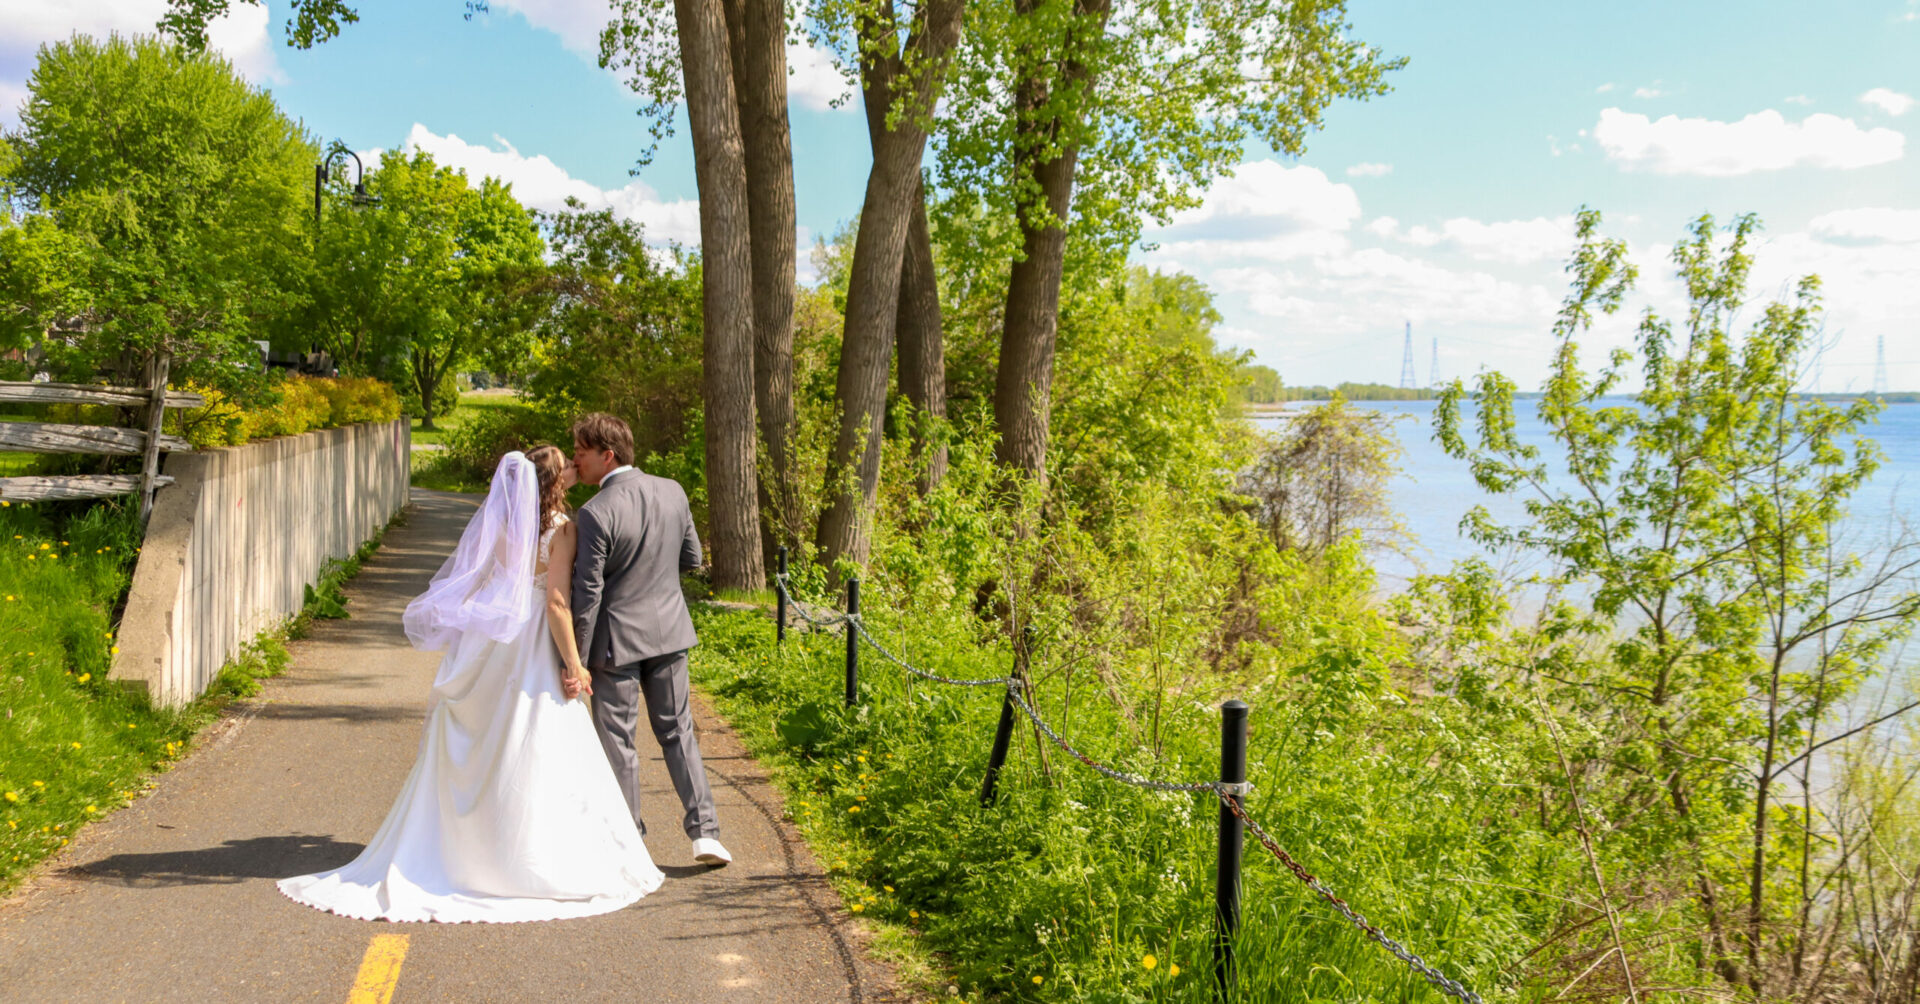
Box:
[532,514,569,590]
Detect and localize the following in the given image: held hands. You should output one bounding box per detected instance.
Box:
[562,666,593,701]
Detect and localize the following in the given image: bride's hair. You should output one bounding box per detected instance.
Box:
[526,444,569,534]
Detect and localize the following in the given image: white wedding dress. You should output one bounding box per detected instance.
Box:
[280,456,664,923]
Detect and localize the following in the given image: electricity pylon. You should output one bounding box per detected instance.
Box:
[1874,335,1889,396]
[1399,322,1416,390]
[1428,336,1440,388]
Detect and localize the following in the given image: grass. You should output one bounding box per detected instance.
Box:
[0,500,395,893]
[686,600,1531,1003]
[408,389,525,447]
[409,390,531,493]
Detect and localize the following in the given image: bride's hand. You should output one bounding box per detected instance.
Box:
[563,667,593,700]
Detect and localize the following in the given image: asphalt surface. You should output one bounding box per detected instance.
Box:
[0,490,900,1003]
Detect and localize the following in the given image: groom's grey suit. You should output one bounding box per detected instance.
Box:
[571,467,719,840]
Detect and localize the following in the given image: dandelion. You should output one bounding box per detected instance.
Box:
[70,742,82,750]
[856,755,867,763]
[6,820,14,829]
[848,805,860,813]
[1032,976,1043,985]
[883,885,894,893]
[76,674,90,683]
[84,805,96,814]
[909,910,920,919]
[849,903,864,913]
[1169,964,1180,977]
[2,792,16,803]
[30,781,42,788]
[1142,955,1157,970]
[39,542,48,550]
[110,647,119,655]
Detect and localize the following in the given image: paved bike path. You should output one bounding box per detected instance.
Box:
[0,491,900,1003]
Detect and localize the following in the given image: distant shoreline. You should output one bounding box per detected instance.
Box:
[1244,391,1920,414]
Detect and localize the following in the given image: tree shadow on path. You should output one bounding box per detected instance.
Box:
[59,835,364,888]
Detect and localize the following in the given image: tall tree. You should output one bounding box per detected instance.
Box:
[934,0,1401,483]
[3,34,316,388]
[602,0,798,590]
[722,0,802,555]
[859,56,948,496]
[322,151,543,429]
[814,0,967,571]
[674,0,765,590]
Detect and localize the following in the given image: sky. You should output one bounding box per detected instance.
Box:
[2,0,1917,391]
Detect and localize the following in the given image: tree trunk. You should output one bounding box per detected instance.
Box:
[675,0,764,591]
[857,41,948,497]
[725,0,799,564]
[414,346,438,431]
[815,0,966,574]
[992,0,1112,483]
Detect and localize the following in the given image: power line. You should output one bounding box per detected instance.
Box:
[1399,321,1416,390]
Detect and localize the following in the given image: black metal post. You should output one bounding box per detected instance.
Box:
[979,685,1019,805]
[1214,699,1249,1000]
[844,577,860,707]
[313,163,326,223]
[775,546,788,645]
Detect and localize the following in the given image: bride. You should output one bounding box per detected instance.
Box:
[279,447,665,923]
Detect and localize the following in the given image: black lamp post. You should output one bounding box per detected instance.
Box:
[314,141,377,223]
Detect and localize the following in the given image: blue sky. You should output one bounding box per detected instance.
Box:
[4,0,1917,390]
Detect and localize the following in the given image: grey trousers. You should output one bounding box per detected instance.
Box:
[589,650,720,840]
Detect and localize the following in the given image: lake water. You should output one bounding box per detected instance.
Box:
[1253,399,1920,591]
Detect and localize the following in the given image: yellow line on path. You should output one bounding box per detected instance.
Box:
[348,934,410,1004]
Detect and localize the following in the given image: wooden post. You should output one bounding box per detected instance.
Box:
[139,351,171,523]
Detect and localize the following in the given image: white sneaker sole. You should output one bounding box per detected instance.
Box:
[694,852,731,867]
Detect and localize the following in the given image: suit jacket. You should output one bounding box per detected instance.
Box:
[571,468,702,669]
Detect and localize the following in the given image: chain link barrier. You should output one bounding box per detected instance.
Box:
[770,571,1479,1003]
[1219,795,1484,1004]
[774,574,850,628]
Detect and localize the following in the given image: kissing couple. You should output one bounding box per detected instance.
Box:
[280,413,731,923]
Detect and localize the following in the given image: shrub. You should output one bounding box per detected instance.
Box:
[311,377,401,426]
[440,402,571,485]
[165,375,401,449]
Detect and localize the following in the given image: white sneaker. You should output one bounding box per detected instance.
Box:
[692,837,733,867]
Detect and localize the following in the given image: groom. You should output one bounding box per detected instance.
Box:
[566,413,731,867]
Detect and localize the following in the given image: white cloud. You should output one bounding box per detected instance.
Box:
[0,0,284,124]
[1785,94,1815,106]
[1153,161,1360,243]
[488,0,851,112]
[1594,107,1905,175]
[1860,87,1915,116]
[1633,85,1664,99]
[1381,215,1577,265]
[1345,162,1392,178]
[1808,207,1920,244]
[1595,82,1616,94]
[396,124,704,245]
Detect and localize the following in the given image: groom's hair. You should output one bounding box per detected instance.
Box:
[571,413,634,467]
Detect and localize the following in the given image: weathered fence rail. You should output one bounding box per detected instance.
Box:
[0,354,201,517]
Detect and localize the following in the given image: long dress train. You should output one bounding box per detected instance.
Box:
[279,517,663,923]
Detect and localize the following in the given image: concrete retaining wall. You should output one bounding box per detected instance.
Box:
[111,419,410,706]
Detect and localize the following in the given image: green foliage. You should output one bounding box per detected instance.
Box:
[1240,395,1405,558]
[309,150,546,426]
[0,498,197,891]
[165,375,400,449]
[1,34,316,390]
[928,0,1402,272]
[0,497,389,891]
[159,0,362,51]
[1431,210,1920,995]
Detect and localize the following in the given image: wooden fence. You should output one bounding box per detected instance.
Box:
[0,353,204,519]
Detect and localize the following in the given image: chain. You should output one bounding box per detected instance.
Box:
[1005,684,1235,795]
[848,615,1015,688]
[773,574,850,628]
[773,570,1475,1003]
[1219,794,1484,1004]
